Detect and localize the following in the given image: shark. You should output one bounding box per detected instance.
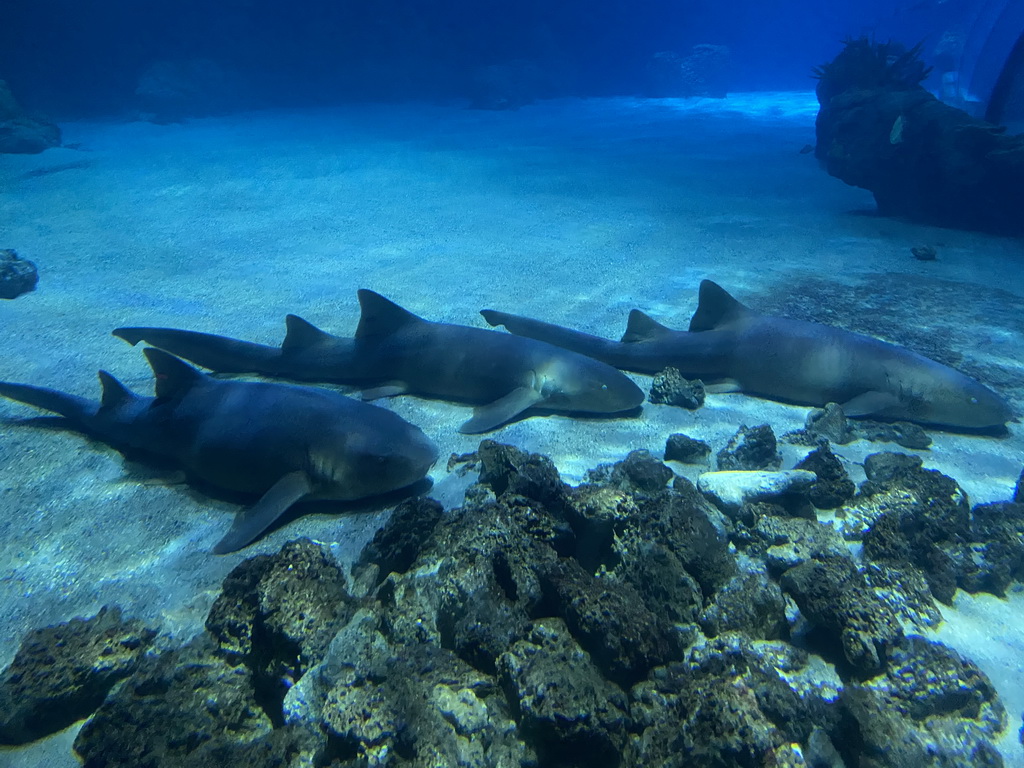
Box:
[481,279,1012,430]
[113,290,645,434]
[0,348,438,553]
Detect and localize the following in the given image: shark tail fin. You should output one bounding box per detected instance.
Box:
[688,280,753,332]
[143,348,205,400]
[621,310,672,343]
[98,371,136,411]
[0,380,95,423]
[356,290,424,339]
[282,315,333,352]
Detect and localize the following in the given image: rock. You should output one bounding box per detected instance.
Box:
[648,367,705,409]
[717,424,782,471]
[781,556,903,674]
[699,568,787,640]
[205,539,354,718]
[698,469,817,513]
[0,606,156,745]
[747,514,849,573]
[790,403,932,449]
[0,80,60,154]
[477,439,571,513]
[73,635,313,768]
[586,449,675,495]
[1014,469,1023,503]
[497,618,629,767]
[537,557,678,687]
[804,402,854,444]
[0,249,39,299]
[627,636,843,767]
[911,244,937,260]
[864,452,923,483]
[355,496,443,586]
[841,635,1006,767]
[853,419,932,450]
[966,502,1024,596]
[795,443,856,509]
[664,432,711,464]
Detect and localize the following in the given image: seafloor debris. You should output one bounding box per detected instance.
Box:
[3,439,1019,766]
[648,366,706,409]
[0,249,39,300]
[717,423,782,470]
[664,432,711,464]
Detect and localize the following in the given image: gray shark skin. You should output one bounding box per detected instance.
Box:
[482,280,1012,430]
[0,348,438,553]
[114,290,645,434]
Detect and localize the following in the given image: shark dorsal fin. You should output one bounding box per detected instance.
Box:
[98,370,135,410]
[621,310,672,343]
[143,347,205,400]
[356,290,424,339]
[688,280,753,332]
[282,315,333,352]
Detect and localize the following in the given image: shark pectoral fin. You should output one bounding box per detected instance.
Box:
[212,470,314,554]
[459,386,545,434]
[361,383,409,400]
[704,379,742,394]
[840,391,900,418]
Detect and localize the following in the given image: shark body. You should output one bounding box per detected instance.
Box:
[115,290,644,434]
[0,348,438,553]
[482,280,1012,430]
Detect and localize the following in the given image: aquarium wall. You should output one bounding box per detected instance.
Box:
[4,0,1020,117]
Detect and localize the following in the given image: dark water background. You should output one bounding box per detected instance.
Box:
[0,0,992,116]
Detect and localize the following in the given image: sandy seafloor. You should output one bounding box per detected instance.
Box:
[1,93,1023,766]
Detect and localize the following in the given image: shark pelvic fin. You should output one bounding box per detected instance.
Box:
[356,290,425,339]
[840,391,900,418]
[282,315,333,352]
[689,280,753,332]
[459,386,544,433]
[621,310,673,343]
[143,348,205,401]
[213,470,314,554]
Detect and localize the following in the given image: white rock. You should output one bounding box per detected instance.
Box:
[697,470,817,510]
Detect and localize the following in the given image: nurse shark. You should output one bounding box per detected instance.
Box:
[481,280,1011,430]
[114,290,644,434]
[0,348,438,553]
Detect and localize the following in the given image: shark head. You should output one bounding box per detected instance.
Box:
[312,417,439,499]
[537,357,645,415]
[919,373,1013,429]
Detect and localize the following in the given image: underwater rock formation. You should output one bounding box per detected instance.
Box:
[0,249,39,299]
[664,432,711,464]
[716,423,782,471]
[814,37,1024,234]
[0,80,60,154]
[6,439,1017,766]
[0,606,155,745]
[648,367,705,409]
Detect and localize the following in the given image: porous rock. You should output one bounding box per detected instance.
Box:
[355,496,443,585]
[205,538,354,715]
[0,606,156,745]
[840,635,1006,767]
[0,248,39,300]
[0,80,60,154]
[717,424,782,471]
[648,367,705,409]
[498,618,629,767]
[795,443,856,509]
[586,449,675,495]
[73,634,308,768]
[782,556,903,675]
[699,567,787,640]
[664,432,711,464]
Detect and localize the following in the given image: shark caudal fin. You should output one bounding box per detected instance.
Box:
[355,290,425,339]
[143,348,206,400]
[688,280,753,332]
[0,380,95,423]
[621,310,673,343]
[282,315,334,352]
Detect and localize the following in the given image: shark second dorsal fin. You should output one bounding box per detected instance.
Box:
[98,370,135,410]
[143,348,205,400]
[282,315,333,352]
[688,280,753,332]
[621,310,672,343]
[356,290,425,339]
